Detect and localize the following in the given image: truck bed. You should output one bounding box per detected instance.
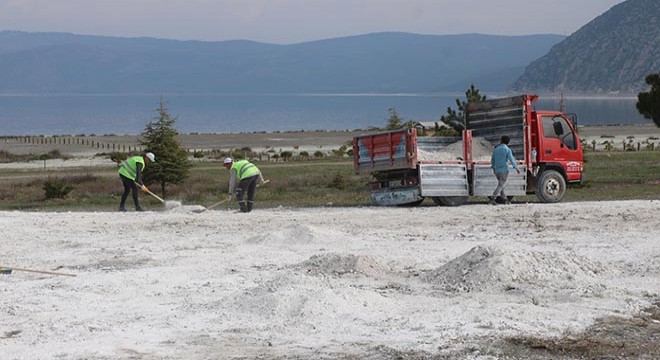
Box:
[353,128,463,173]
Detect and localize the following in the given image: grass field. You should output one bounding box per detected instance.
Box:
[0,151,659,211]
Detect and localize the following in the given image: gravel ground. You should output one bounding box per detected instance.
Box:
[1,200,659,359]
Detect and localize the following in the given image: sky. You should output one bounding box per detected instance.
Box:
[0,0,627,44]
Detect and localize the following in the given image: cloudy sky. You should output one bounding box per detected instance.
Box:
[0,0,626,44]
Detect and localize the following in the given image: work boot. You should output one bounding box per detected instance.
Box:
[119,206,127,212]
[488,196,497,205]
[247,202,253,212]
[238,201,248,213]
[136,206,145,212]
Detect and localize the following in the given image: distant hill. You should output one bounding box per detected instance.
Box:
[513,0,660,94]
[0,31,563,94]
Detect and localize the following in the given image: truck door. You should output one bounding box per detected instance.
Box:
[540,115,582,182]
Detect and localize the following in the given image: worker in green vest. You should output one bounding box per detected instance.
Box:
[118,152,155,212]
[223,157,264,213]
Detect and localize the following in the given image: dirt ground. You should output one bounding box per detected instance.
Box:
[2,200,660,359]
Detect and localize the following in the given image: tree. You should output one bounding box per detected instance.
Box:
[637,73,660,127]
[440,84,487,132]
[385,107,403,130]
[280,151,293,162]
[140,98,192,196]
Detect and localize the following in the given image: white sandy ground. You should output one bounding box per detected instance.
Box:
[1,200,660,359]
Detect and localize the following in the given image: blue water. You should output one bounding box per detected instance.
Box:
[0,93,648,136]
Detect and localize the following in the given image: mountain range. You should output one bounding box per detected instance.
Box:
[0,0,657,95]
[513,0,660,93]
[0,31,563,94]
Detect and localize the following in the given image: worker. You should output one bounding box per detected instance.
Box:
[490,136,520,205]
[223,157,264,213]
[118,152,155,212]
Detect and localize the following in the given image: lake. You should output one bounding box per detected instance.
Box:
[0,93,648,136]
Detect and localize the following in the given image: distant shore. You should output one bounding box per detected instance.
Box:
[1,124,659,158]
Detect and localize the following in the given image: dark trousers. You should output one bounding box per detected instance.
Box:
[119,174,141,210]
[235,175,259,212]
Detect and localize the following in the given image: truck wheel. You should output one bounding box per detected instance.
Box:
[431,196,468,206]
[536,170,566,203]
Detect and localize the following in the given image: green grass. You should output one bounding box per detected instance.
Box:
[1,151,659,211]
[565,151,660,202]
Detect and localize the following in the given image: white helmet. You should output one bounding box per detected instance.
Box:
[223,157,233,164]
[145,152,156,162]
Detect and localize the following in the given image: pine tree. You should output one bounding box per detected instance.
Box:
[385,107,402,130]
[140,98,192,196]
[440,84,487,132]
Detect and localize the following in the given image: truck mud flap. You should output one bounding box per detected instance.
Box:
[473,165,526,196]
[370,187,423,206]
[419,164,469,197]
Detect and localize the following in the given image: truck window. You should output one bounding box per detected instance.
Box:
[542,116,577,150]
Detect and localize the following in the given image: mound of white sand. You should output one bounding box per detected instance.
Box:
[297,253,390,277]
[422,245,612,292]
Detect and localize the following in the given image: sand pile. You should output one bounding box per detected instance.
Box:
[297,253,390,278]
[423,245,613,292]
[224,273,393,324]
[416,137,493,162]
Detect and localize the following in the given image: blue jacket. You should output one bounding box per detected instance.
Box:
[491,144,518,174]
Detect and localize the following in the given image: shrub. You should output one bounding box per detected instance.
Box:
[43,178,74,199]
[328,172,350,189]
[110,152,128,164]
[280,151,293,161]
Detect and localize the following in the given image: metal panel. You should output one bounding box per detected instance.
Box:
[467,96,527,161]
[419,164,469,196]
[369,187,422,206]
[473,165,526,196]
[354,130,413,172]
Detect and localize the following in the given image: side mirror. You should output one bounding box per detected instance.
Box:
[553,121,564,136]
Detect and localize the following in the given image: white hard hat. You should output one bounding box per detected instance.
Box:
[145,152,156,162]
[223,157,233,164]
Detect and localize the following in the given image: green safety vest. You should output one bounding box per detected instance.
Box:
[118,156,146,180]
[231,160,260,180]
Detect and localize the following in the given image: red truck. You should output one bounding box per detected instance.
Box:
[353,94,584,206]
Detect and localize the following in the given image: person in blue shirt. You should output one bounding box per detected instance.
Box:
[490,136,520,204]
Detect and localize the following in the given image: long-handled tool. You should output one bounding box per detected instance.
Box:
[193,179,270,213]
[0,266,76,277]
[142,186,165,203]
[137,183,181,209]
[193,196,232,213]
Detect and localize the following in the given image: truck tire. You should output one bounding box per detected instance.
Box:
[431,196,468,206]
[536,170,566,203]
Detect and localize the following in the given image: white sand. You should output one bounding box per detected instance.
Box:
[2,200,659,358]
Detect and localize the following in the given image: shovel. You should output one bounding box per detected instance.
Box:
[193,196,232,213]
[193,179,270,213]
[138,183,181,209]
[0,265,76,277]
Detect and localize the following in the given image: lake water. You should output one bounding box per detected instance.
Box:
[0,93,648,136]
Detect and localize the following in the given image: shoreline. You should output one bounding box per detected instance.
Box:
[1,124,659,159]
